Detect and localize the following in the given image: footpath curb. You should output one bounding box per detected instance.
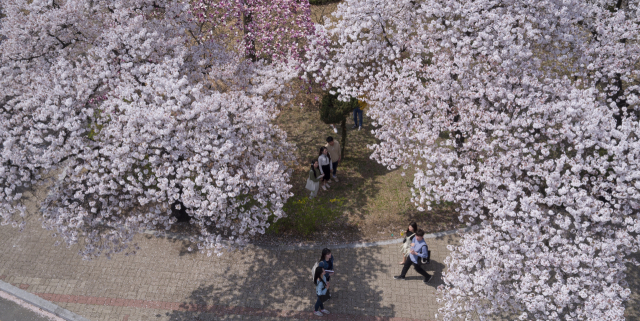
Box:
[144,226,473,251]
[0,280,91,321]
[53,163,472,252]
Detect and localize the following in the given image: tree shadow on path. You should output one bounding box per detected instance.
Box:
[164,245,395,320]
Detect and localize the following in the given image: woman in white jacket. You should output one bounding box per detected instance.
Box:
[318,147,333,191]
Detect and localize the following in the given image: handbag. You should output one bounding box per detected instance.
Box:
[319,289,331,303]
[399,233,415,256]
[305,178,318,191]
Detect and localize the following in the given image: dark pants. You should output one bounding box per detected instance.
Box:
[314,295,324,311]
[331,161,339,176]
[400,259,431,280]
[321,165,331,181]
[353,108,363,127]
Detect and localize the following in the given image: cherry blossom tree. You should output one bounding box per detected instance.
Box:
[0,0,304,259]
[305,0,640,319]
[190,0,316,62]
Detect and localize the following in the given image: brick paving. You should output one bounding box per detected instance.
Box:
[0,215,456,321]
[0,181,458,320]
[1,184,639,320]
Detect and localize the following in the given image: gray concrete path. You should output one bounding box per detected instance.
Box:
[0,295,56,321]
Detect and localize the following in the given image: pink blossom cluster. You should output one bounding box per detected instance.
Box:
[304,0,640,319]
[0,0,302,259]
[189,0,316,62]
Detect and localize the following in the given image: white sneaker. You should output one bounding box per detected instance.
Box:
[325,183,330,188]
[314,311,323,316]
[321,309,330,314]
[358,126,362,131]
[322,185,327,191]
[332,176,339,182]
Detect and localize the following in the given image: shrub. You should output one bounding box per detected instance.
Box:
[319,89,357,124]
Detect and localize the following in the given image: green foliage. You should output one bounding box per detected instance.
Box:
[87,109,107,141]
[319,88,358,125]
[309,0,341,5]
[267,196,345,236]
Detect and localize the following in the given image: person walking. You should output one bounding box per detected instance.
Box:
[393,229,432,283]
[306,160,322,199]
[324,137,341,182]
[352,104,363,130]
[399,222,418,265]
[313,267,331,316]
[318,248,334,282]
[318,147,332,191]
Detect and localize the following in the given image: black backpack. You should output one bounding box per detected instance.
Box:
[419,249,431,265]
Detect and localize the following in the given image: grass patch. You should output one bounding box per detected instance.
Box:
[270,98,462,241]
[310,0,341,5]
[259,1,463,242]
[268,196,345,237]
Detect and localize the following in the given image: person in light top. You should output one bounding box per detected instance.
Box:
[394,229,432,284]
[324,136,341,182]
[313,267,331,316]
[318,147,332,191]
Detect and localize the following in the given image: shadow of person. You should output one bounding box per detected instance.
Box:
[399,258,447,289]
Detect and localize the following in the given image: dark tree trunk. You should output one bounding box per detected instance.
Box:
[453,114,465,148]
[171,200,190,223]
[242,10,256,62]
[340,118,347,159]
[610,74,628,128]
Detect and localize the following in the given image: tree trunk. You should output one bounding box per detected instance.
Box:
[452,114,465,148]
[610,74,628,128]
[171,200,190,223]
[242,9,257,62]
[340,118,347,159]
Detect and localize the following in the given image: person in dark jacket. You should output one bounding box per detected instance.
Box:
[318,248,334,282]
[308,160,322,198]
[399,222,418,265]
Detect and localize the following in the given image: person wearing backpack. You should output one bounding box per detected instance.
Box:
[317,248,334,282]
[393,229,432,284]
[313,267,331,316]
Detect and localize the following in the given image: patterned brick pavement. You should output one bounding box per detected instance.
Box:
[0,216,457,321]
[0,181,459,320]
[1,181,639,321]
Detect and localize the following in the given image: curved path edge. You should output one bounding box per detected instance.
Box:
[0,280,91,321]
[143,226,473,251]
[51,163,473,252]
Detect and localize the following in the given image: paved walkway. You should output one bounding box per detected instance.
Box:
[0,218,457,321]
[0,182,638,321]
[0,181,459,321]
